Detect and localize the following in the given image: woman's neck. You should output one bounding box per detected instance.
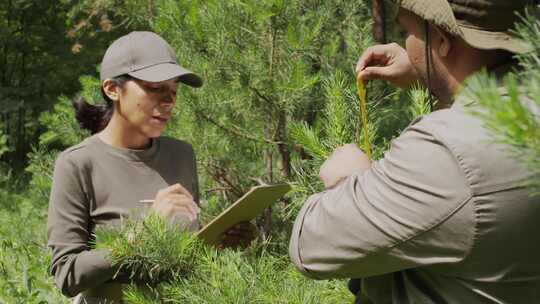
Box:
[98,114,151,150]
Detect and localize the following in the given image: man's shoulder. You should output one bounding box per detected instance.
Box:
[410,106,530,194]
[412,106,484,140]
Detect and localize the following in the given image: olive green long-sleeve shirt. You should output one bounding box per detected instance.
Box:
[47,135,199,303]
[289,85,540,302]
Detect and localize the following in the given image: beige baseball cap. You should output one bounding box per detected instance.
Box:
[100,31,203,87]
[388,0,534,54]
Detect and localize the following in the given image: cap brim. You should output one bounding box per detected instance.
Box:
[128,62,203,87]
[460,25,532,54]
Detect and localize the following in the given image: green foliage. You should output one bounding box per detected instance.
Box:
[463,12,540,193]
[93,211,351,303]
[0,129,11,158]
[0,1,433,303]
[65,0,154,37]
[95,212,205,285]
[407,83,433,119]
[0,190,68,304]
[0,0,141,170]
[150,251,350,304]
[25,147,59,204]
[38,75,101,147]
[288,74,431,215]
[1,3,430,301]
[465,73,539,168]
[151,0,375,198]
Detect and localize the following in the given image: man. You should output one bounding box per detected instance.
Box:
[289,0,539,303]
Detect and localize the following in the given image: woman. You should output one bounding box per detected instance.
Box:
[47,31,253,304]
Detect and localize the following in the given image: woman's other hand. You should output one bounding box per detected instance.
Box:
[218,221,258,250]
[152,183,200,222]
[319,144,371,189]
[356,43,419,88]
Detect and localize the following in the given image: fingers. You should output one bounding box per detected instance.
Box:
[157,183,193,200]
[356,43,418,88]
[166,193,200,214]
[356,44,395,74]
[231,221,255,230]
[225,222,257,236]
[152,184,199,222]
[358,65,394,81]
[171,183,194,198]
[218,222,258,250]
[171,205,199,222]
[356,43,408,82]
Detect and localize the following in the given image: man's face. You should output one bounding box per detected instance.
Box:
[397,9,454,104]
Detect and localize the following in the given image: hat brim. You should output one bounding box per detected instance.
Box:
[399,0,531,54]
[459,25,532,54]
[128,62,203,87]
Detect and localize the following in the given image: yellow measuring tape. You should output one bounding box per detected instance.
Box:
[356,75,372,159]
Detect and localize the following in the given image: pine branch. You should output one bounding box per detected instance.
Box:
[201,161,245,198]
[195,110,282,145]
[248,85,277,109]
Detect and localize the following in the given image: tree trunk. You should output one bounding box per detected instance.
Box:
[372,0,386,43]
[260,127,273,240]
[276,111,291,179]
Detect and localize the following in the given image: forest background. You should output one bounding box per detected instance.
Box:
[1,1,538,303]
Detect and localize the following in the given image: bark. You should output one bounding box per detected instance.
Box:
[276,111,291,179]
[261,126,273,240]
[372,0,386,43]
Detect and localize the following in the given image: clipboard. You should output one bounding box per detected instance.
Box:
[197,184,291,245]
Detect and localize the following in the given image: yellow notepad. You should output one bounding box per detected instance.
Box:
[197,184,292,245]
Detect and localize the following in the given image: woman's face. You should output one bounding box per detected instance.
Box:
[116,78,179,139]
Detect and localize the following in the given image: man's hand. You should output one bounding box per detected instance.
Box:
[319,144,371,189]
[356,43,419,88]
[152,183,200,222]
[218,221,258,250]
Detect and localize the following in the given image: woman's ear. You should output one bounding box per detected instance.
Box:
[433,26,452,58]
[102,79,120,101]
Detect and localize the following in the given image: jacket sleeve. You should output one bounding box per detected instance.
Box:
[289,118,475,279]
[47,152,116,297]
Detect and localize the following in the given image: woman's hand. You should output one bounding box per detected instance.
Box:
[319,144,371,189]
[152,183,200,222]
[356,43,419,88]
[218,221,258,250]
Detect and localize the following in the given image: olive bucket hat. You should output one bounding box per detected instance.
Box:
[387,0,534,54]
[100,31,203,87]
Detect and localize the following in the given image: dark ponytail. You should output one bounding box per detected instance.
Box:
[72,75,132,134]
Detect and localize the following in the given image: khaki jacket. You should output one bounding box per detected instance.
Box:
[289,79,539,303]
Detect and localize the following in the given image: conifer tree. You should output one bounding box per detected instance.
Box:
[4,1,538,303]
[149,0,381,236]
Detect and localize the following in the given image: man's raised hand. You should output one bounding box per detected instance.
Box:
[356,43,419,88]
